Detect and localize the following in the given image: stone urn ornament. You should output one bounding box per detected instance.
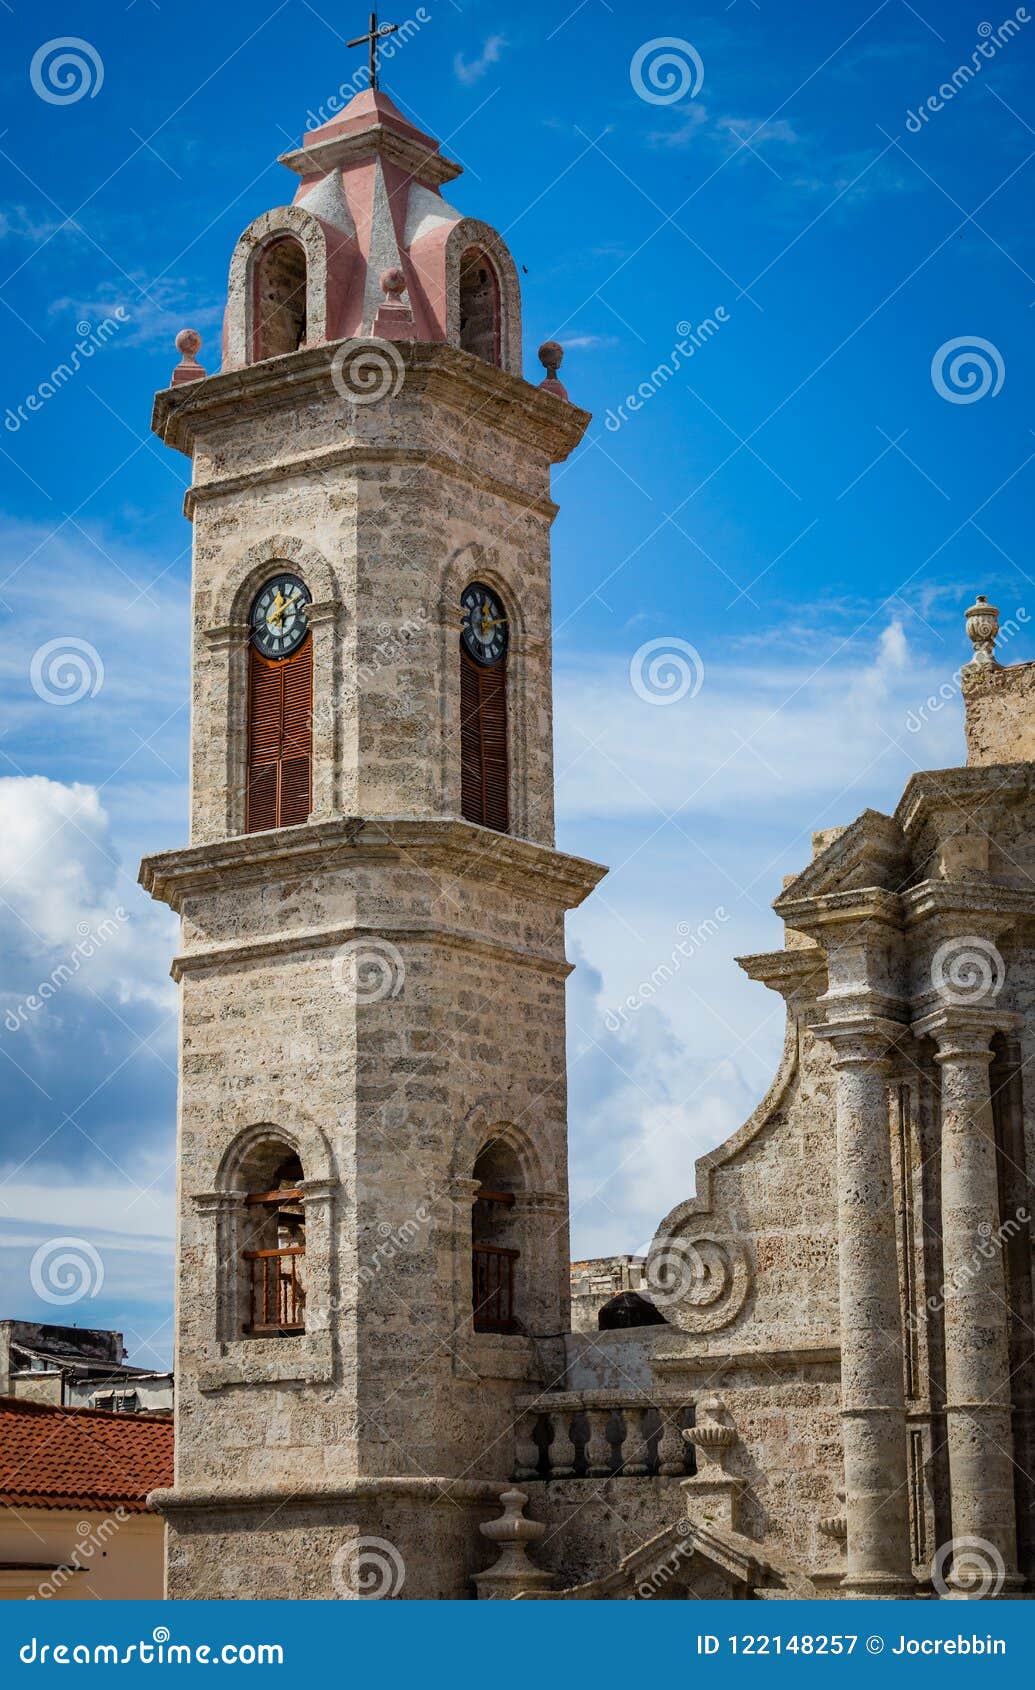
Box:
[472,1488,555,1599]
[964,594,1000,667]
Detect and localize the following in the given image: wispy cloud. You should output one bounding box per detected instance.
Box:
[454,34,508,85]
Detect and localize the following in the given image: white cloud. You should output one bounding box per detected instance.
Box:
[0,773,176,1019]
[454,35,508,85]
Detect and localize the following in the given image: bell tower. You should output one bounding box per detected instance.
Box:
[140,81,604,1598]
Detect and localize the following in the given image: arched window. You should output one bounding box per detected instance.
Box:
[458,248,501,366]
[246,573,313,833]
[241,1151,306,1336]
[472,1140,522,1333]
[459,581,509,833]
[254,235,307,361]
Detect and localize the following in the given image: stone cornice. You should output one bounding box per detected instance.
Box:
[149,1475,505,1517]
[166,920,576,984]
[774,809,906,907]
[896,762,1031,836]
[772,885,902,934]
[278,126,463,187]
[180,442,559,524]
[152,340,591,466]
[651,1340,840,1376]
[901,879,1035,928]
[139,814,607,914]
[736,946,827,999]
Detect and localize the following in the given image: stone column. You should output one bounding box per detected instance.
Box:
[921,1010,1020,1594]
[821,1023,913,1593]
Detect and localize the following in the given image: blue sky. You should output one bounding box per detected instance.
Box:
[1,0,1033,1366]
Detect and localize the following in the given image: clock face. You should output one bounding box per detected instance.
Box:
[250,574,312,659]
[460,582,509,666]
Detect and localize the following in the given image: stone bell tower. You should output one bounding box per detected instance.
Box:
[141,83,604,1599]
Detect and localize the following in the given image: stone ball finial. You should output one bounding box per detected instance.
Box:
[537,339,569,401]
[171,328,206,386]
[380,266,406,302]
[538,339,563,378]
[964,593,1000,668]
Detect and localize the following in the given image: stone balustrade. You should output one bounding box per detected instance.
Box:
[512,1392,695,1482]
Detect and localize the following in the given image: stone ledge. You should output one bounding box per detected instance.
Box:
[139,814,607,913]
[167,920,575,984]
[149,1475,507,1516]
[152,339,591,465]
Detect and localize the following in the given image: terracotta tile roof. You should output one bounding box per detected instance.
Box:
[0,1396,173,1513]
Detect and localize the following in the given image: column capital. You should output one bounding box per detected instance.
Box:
[810,1014,907,1068]
[913,1004,1020,1059]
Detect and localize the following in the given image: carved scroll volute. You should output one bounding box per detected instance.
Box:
[644,1231,751,1334]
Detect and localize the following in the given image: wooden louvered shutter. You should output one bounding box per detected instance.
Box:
[246,637,312,833]
[460,649,509,833]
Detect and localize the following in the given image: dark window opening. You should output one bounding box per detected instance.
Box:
[472,1141,521,1333]
[458,248,501,367]
[242,1153,306,1336]
[254,236,307,361]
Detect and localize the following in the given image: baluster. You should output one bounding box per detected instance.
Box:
[513,1413,541,1482]
[656,1406,687,1476]
[584,1408,613,1478]
[552,1414,578,1479]
[621,1404,650,1476]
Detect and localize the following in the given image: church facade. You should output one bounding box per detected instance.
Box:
[141,83,1034,1600]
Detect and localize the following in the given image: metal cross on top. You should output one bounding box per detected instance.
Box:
[347,10,400,91]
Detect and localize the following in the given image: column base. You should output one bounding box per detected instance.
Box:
[839,1573,919,1599]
